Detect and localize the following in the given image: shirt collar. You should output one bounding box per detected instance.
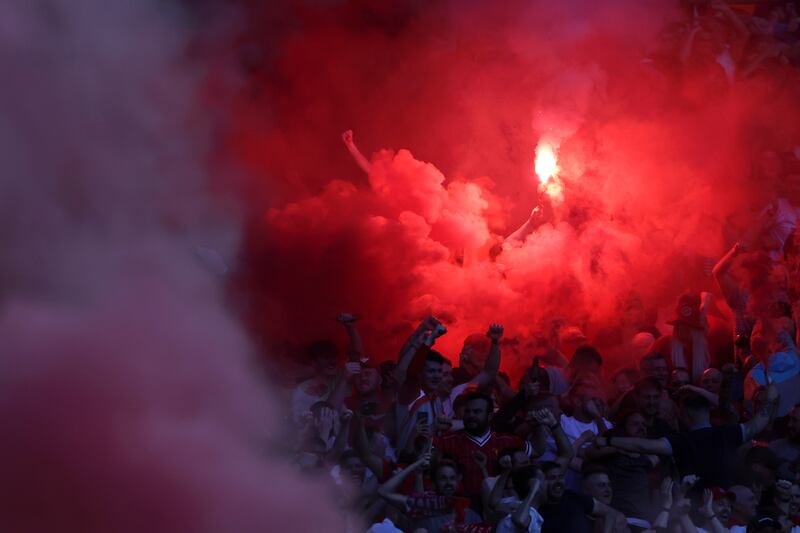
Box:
[466,430,492,447]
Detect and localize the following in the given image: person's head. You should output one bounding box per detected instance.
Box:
[569,381,607,421]
[355,365,381,395]
[520,360,551,397]
[338,450,366,483]
[462,392,493,436]
[432,460,460,497]
[438,360,454,396]
[568,345,603,381]
[510,465,541,500]
[634,377,662,419]
[379,361,399,391]
[307,340,339,378]
[612,367,639,397]
[499,446,531,471]
[640,352,669,388]
[670,367,691,390]
[582,464,613,505]
[538,461,566,503]
[787,405,800,443]
[458,334,491,378]
[730,485,758,522]
[422,351,445,392]
[701,368,723,394]
[680,393,712,427]
[710,487,735,524]
[618,410,648,438]
[790,484,800,516]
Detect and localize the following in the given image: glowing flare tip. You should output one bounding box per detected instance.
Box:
[535,143,558,184]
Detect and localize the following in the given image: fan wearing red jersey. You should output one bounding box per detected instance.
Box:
[434,392,533,503]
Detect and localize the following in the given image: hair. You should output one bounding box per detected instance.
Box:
[634,376,662,394]
[463,391,494,413]
[306,340,339,362]
[681,393,712,412]
[581,460,609,478]
[538,460,562,475]
[426,351,446,365]
[609,408,644,435]
[511,465,540,498]
[432,459,460,478]
[639,351,665,370]
[571,345,603,367]
[522,362,551,392]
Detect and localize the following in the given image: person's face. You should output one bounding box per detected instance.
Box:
[381,364,398,391]
[733,488,757,520]
[314,354,338,378]
[512,451,531,470]
[463,399,490,435]
[613,373,632,395]
[790,484,800,515]
[434,466,459,496]
[624,412,648,438]
[670,370,690,390]
[637,387,661,418]
[584,473,613,505]
[644,359,669,387]
[438,363,454,395]
[422,360,443,391]
[789,409,800,441]
[355,367,380,395]
[713,498,732,524]
[459,341,488,377]
[341,456,366,483]
[701,369,722,394]
[570,360,600,380]
[543,467,566,502]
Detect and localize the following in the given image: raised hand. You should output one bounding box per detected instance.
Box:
[486,323,505,343]
[531,408,557,428]
[681,474,699,493]
[344,362,362,379]
[337,312,358,325]
[700,489,715,519]
[342,129,354,146]
[660,477,674,510]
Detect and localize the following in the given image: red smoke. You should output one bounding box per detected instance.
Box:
[223,0,800,375]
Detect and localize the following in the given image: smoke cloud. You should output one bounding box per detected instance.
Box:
[229,0,800,375]
[0,1,344,531]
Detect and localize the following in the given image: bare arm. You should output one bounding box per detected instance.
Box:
[377,454,428,509]
[337,313,364,362]
[341,130,372,175]
[354,413,385,479]
[595,436,673,456]
[327,411,352,463]
[742,383,779,441]
[511,479,542,532]
[474,324,503,389]
[679,385,719,406]
[487,458,513,513]
[713,242,746,307]
[531,409,575,469]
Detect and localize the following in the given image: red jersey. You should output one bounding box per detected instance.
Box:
[434,430,531,497]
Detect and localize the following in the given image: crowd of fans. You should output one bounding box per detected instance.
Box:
[276,2,800,532]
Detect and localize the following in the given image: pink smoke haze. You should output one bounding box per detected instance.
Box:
[0,1,344,532]
[229,0,800,375]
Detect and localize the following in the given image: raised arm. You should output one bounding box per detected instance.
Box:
[595,436,673,456]
[474,324,503,389]
[486,455,513,513]
[531,409,575,469]
[377,454,429,509]
[742,382,779,441]
[337,313,364,362]
[511,477,542,532]
[712,241,746,306]
[342,129,372,175]
[353,411,385,479]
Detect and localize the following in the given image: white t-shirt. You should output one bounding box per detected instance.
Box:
[496,507,544,533]
[560,414,613,444]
